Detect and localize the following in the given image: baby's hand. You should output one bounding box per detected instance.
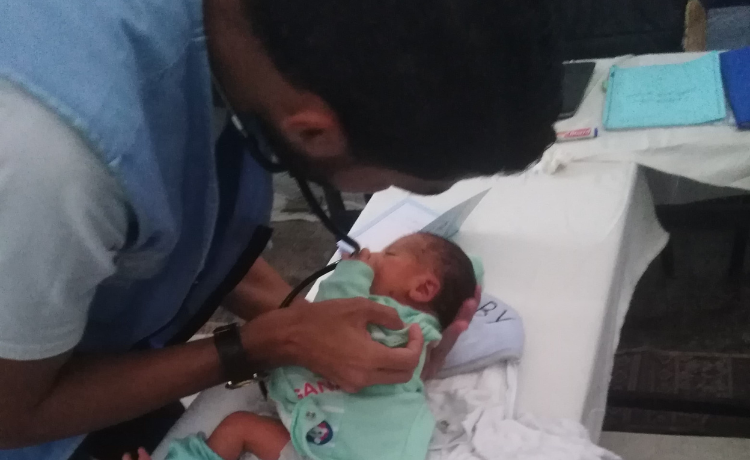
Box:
[343,248,377,270]
[343,248,370,262]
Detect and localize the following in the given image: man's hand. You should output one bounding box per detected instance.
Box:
[421,285,481,380]
[243,298,424,392]
[122,447,151,460]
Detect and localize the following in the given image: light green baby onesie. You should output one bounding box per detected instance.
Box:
[267,259,442,460]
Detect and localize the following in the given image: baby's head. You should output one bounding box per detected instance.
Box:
[354,232,476,328]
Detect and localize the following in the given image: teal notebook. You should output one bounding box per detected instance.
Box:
[603,53,727,130]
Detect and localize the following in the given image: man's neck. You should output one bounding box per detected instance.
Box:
[203,0,263,112]
[203,0,302,117]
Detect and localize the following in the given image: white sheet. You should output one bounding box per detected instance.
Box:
[154,363,619,460]
[550,53,750,191]
[154,161,667,459]
[426,363,620,460]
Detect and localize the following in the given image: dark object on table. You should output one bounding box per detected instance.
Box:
[707,5,750,50]
[552,0,688,60]
[558,62,596,120]
[720,47,750,130]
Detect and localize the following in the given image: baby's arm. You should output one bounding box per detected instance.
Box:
[122,413,289,460]
[207,412,290,460]
[314,257,375,302]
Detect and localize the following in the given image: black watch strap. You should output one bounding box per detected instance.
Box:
[213,323,265,389]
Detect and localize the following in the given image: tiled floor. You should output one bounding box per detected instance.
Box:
[600,432,750,460]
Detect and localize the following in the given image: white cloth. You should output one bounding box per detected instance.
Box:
[0,78,128,360]
[548,53,750,192]
[426,363,620,460]
[276,442,304,460]
[239,442,302,460]
[160,363,619,460]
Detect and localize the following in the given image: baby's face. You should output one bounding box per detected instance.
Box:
[356,234,435,300]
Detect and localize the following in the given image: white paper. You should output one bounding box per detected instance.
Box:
[337,199,438,253]
[337,190,489,253]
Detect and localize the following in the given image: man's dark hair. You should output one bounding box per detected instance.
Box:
[418,233,476,329]
[245,0,562,180]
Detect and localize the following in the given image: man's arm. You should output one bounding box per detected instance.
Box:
[0,299,424,448]
[222,257,299,320]
[223,251,375,320]
[0,341,221,448]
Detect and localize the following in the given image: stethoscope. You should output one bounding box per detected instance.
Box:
[213,78,362,308]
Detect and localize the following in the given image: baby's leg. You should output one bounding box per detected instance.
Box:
[208,412,290,460]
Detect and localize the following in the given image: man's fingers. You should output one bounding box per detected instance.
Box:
[457,290,479,323]
[422,297,476,380]
[444,319,470,342]
[370,324,423,370]
[389,324,424,369]
[361,302,405,330]
[434,320,467,356]
[405,323,425,354]
[366,326,425,386]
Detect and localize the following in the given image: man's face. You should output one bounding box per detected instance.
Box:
[324,164,454,195]
[255,116,456,194]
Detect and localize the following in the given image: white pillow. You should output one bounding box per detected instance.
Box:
[437,293,524,379]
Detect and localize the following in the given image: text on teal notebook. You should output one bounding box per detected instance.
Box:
[603,53,726,130]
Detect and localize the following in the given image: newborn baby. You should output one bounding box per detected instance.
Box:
[136,232,476,460]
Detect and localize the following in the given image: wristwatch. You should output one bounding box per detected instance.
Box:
[213,323,266,389]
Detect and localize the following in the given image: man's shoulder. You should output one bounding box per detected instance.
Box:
[0,79,124,201]
[0,80,129,361]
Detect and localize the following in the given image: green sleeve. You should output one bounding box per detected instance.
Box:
[470,255,484,288]
[165,434,223,460]
[314,259,374,302]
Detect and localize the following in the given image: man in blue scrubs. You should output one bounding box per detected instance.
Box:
[0,0,561,458]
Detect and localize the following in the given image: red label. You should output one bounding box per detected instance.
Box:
[559,128,591,138]
[294,380,341,400]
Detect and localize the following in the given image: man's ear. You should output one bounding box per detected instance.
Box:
[279,106,347,160]
[408,273,441,304]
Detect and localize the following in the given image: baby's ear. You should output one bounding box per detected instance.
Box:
[408,273,441,304]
